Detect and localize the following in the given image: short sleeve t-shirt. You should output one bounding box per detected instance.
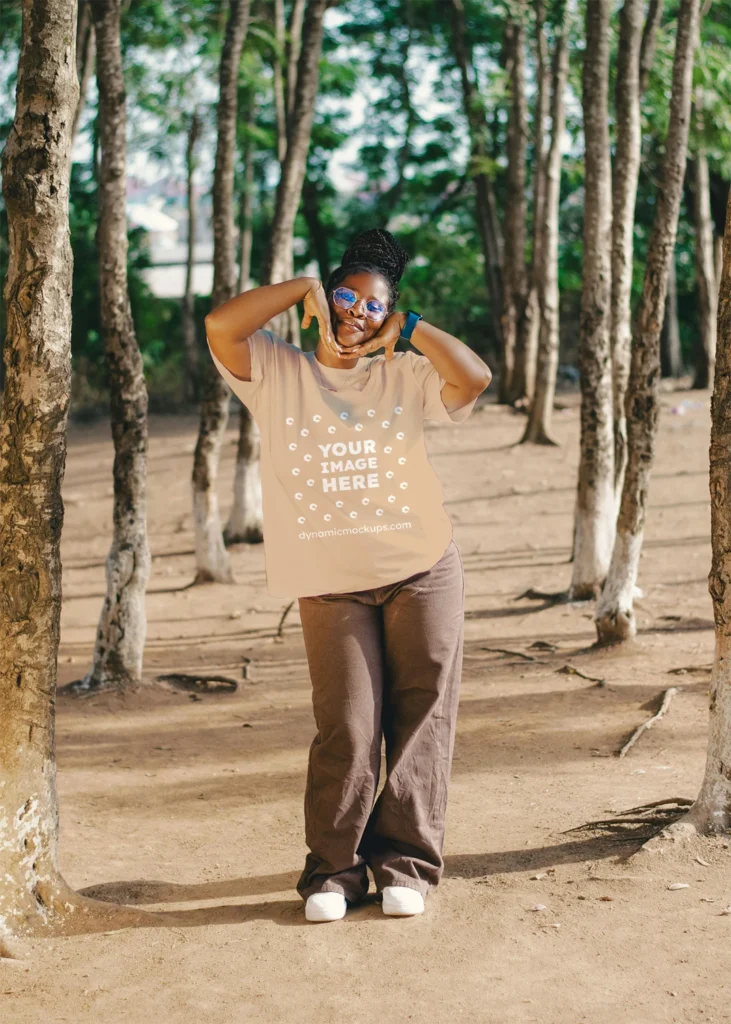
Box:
[207,329,477,599]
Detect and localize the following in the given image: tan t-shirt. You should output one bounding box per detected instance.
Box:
[207,329,477,598]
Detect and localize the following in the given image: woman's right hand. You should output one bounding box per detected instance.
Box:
[301,281,340,357]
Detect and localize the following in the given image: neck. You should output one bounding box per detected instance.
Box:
[314,341,361,369]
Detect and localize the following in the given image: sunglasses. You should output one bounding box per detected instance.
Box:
[331,286,387,322]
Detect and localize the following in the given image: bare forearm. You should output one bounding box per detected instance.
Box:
[409,318,492,393]
[204,277,318,348]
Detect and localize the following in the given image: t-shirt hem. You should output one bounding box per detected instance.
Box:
[270,535,454,600]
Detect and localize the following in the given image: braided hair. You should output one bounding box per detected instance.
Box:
[324,227,411,314]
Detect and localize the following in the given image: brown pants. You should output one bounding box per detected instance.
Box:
[296,538,465,903]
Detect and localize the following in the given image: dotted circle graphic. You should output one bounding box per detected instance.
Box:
[287,404,411,530]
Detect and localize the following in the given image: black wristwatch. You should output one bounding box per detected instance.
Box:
[398,309,423,344]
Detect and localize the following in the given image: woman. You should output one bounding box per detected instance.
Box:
[205,228,491,923]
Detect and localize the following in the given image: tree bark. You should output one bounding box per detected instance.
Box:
[661,250,683,377]
[237,96,257,294]
[264,0,298,350]
[273,0,287,165]
[595,0,699,643]
[667,182,731,834]
[183,109,201,405]
[448,0,505,372]
[80,0,152,691]
[570,0,615,600]
[503,13,531,407]
[692,147,717,389]
[223,408,264,544]
[0,0,81,944]
[0,0,144,945]
[521,2,569,446]
[226,0,322,546]
[286,0,306,129]
[610,0,649,506]
[638,0,665,94]
[259,0,329,302]
[71,0,95,146]
[302,175,332,284]
[514,0,549,413]
[193,0,251,582]
[374,14,417,224]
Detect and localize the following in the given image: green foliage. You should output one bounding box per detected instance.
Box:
[1,0,729,406]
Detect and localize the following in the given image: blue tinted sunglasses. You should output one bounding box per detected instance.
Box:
[332,286,387,321]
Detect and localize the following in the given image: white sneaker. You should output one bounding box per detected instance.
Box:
[381,886,425,916]
[305,892,347,922]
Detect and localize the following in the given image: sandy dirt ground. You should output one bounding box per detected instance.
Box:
[3,386,731,1024]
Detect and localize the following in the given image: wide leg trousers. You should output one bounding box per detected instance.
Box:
[296,538,465,903]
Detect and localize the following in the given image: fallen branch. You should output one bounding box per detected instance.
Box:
[556,664,606,685]
[515,588,568,604]
[481,646,536,662]
[668,665,712,676]
[157,673,238,694]
[617,687,680,757]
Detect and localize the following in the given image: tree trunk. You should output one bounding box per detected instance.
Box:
[227,94,264,548]
[570,0,615,601]
[183,109,201,405]
[521,4,569,446]
[448,0,505,373]
[692,147,717,389]
[273,0,288,165]
[265,0,307,348]
[514,0,549,413]
[302,175,331,284]
[192,0,251,583]
[503,14,530,407]
[668,183,731,834]
[0,0,144,947]
[226,0,321,546]
[259,0,329,304]
[611,0,647,507]
[79,0,152,691]
[595,0,699,643]
[223,408,264,544]
[237,96,257,294]
[286,0,306,130]
[375,16,417,224]
[661,251,683,377]
[71,0,95,145]
[638,0,665,94]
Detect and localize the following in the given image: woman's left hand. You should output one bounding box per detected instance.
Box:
[344,312,406,362]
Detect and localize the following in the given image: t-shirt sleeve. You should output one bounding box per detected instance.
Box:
[407,351,478,424]
[206,328,280,417]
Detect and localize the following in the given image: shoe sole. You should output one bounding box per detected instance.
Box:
[305,909,346,922]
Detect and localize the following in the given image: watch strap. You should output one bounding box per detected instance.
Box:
[398,309,423,343]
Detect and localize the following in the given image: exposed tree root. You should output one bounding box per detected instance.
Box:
[667,664,712,675]
[0,938,22,959]
[564,798,694,843]
[157,673,238,694]
[276,600,296,639]
[1,879,155,944]
[617,686,680,757]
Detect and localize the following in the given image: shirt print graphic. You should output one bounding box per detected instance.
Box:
[283,398,414,540]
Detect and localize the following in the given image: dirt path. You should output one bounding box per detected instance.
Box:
[4,390,730,1024]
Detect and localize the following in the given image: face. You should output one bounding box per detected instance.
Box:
[328,272,391,350]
